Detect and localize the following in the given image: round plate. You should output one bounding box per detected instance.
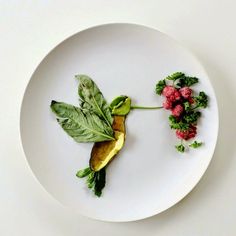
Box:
[20,23,218,222]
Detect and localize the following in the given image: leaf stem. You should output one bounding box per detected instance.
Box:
[130,105,163,110]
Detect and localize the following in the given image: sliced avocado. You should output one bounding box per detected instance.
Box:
[90,131,125,171]
[89,115,126,172]
[112,115,125,133]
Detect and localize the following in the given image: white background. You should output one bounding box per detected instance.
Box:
[0,1,235,235]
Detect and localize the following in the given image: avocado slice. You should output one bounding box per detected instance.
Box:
[89,116,126,172]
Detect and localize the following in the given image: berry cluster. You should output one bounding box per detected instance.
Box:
[156,72,208,152]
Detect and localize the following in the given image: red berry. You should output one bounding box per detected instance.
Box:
[179,87,192,99]
[171,104,183,117]
[162,86,181,103]
[174,91,181,100]
[176,129,188,140]
[168,95,176,102]
[176,125,197,140]
[162,86,176,97]
[163,99,172,110]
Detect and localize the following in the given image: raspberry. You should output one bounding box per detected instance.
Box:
[176,125,197,140]
[168,95,176,102]
[179,87,192,99]
[163,99,172,110]
[162,86,176,97]
[174,90,181,100]
[171,104,183,117]
[162,86,181,102]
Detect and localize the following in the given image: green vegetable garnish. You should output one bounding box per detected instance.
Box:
[194,91,208,109]
[175,144,185,153]
[183,111,201,124]
[76,167,106,197]
[76,75,113,127]
[189,141,203,148]
[50,101,115,142]
[110,95,131,115]
[155,79,166,95]
[169,115,190,130]
[166,72,185,81]
[177,76,199,87]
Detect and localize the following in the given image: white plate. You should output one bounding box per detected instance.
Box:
[20,23,218,222]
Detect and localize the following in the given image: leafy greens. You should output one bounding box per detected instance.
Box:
[76,167,106,197]
[50,101,114,142]
[76,75,113,127]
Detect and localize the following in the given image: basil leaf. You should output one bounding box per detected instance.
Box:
[76,75,113,127]
[51,101,114,142]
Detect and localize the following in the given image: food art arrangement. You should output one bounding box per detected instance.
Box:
[50,72,208,197]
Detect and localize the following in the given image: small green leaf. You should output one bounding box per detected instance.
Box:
[110,96,131,116]
[183,101,191,112]
[86,172,95,189]
[166,72,185,81]
[155,80,166,95]
[76,167,106,197]
[177,76,199,87]
[76,167,92,178]
[175,144,185,153]
[195,91,208,108]
[189,141,203,148]
[183,111,201,124]
[110,95,128,109]
[169,115,190,130]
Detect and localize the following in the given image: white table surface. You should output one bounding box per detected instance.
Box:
[1,1,236,235]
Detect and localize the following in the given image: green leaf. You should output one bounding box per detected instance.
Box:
[175,144,185,153]
[183,101,191,112]
[86,172,95,189]
[166,72,185,81]
[169,115,189,130]
[76,167,106,197]
[177,76,199,87]
[110,95,128,109]
[195,91,208,108]
[76,75,113,127]
[155,79,166,95]
[189,141,202,148]
[76,167,92,178]
[50,101,114,142]
[183,111,201,124]
[110,96,131,116]
[93,168,106,197]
